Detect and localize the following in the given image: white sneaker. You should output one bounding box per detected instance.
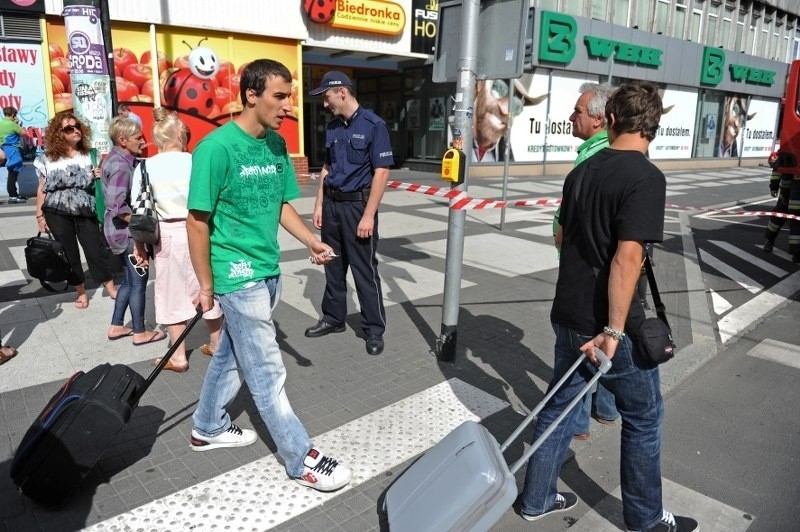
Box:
[190,423,257,451]
[294,447,352,492]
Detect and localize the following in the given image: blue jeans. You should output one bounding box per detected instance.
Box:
[574,381,619,434]
[192,277,312,478]
[521,323,664,530]
[111,240,148,333]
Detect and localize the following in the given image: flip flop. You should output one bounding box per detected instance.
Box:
[107,330,134,341]
[0,345,17,365]
[74,297,89,310]
[133,331,167,346]
[153,357,188,373]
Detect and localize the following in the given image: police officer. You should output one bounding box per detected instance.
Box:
[305,71,394,355]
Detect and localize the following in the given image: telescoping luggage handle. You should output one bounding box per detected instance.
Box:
[134,307,204,403]
[502,349,612,475]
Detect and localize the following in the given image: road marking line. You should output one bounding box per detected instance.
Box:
[759,244,794,262]
[570,477,753,532]
[710,289,733,315]
[699,249,762,294]
[747,338,800,369]
[85,378,509,531]
[718,270,800,343]
[709,240,788,278]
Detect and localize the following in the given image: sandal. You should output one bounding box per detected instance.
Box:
[74,296,89,310]
[133,330,167,346]
[0,345,17,365]
[153,357,188,373]
[199,344,215,356]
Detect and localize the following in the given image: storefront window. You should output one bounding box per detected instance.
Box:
[694,90,725,158]
[735,21,745,51]
[673,3,687,39]
[721,9,733,48]
[539,0,559,11]
[705,14,718,45]
[612,0,629,26]
[655,0,669,34]
[590,0,607,21]
[565,0,585,16]
[636,0,652,31]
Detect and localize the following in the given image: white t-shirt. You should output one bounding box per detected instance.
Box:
[131,151,191,219]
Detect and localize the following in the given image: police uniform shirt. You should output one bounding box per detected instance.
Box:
[324,107,394,192]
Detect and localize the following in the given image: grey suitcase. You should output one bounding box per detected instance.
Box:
[384,350,612,532]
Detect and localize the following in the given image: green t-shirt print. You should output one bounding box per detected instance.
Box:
[188,122,300,295]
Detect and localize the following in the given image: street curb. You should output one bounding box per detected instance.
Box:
[661,211,718,394]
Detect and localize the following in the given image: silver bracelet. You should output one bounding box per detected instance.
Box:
[603,326,626,341]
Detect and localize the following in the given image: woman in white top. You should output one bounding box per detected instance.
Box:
[131,107,222,372]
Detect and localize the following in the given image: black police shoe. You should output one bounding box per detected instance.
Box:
[304,320,345,338]
[366,335,384,355]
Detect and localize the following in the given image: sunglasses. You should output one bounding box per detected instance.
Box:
[62,124,80,134]
[127,254,147,277]
[490,80,524,116]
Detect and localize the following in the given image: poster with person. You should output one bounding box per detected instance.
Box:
[715,94,749,157]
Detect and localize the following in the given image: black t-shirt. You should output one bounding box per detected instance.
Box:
[550,148,666,336]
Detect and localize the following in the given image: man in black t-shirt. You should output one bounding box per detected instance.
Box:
[519,82,698,532]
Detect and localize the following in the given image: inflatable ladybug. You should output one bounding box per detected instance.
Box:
[303,0,336,23]
[163,69,215,117]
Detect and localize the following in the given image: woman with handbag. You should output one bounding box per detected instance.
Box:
[103,116,166,345]
[130,108,222,372]
[33,111,117,309]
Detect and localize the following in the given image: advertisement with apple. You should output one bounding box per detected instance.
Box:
[0,42,48,150]
[46,20,301,153]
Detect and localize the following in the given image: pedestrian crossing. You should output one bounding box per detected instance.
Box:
[83,380,751,532]
[689,199,799,343]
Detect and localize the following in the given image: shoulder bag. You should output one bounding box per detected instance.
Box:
[128,159,160,245]
[632,255,676,365]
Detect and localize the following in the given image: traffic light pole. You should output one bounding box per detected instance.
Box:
[437,0,480,362]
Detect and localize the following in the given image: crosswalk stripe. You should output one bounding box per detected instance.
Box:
[718,270,800,343]
[710,289,733,315]
[699,249,762,294]
[762,245,794,262]
[747,338,800,369]
[84,379,509,531]
[569,477,753,531]
[709,240,788,278]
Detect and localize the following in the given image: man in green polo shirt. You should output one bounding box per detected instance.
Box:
[552,82,617,440]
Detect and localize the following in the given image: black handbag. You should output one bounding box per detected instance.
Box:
[632,255,676,365]
[128,159,160,245]
[24,231,72,292]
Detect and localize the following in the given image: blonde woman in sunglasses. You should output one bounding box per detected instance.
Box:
[34,111,118,309]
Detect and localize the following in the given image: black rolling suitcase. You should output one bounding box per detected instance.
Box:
[10,310,203,507]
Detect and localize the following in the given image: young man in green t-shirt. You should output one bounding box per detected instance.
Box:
[187,59,352,492]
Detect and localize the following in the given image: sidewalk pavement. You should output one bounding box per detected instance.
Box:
[0,167,721,531]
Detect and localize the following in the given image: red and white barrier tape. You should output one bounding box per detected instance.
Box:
[390,179,800,221]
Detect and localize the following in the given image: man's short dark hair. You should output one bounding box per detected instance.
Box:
[605,81,662,142]
[239,59,293,105]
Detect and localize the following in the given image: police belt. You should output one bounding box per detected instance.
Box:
[325,186,370,202]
